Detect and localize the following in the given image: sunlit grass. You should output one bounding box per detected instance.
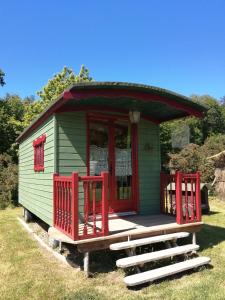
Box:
[0,198,225,299]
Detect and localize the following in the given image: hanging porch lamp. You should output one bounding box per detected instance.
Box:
[129,110,140,124]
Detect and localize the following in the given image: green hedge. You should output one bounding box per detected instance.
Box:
[0,154,18,209]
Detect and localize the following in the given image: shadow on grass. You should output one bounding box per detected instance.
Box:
[197,223,225,250]
[207,210,220,215]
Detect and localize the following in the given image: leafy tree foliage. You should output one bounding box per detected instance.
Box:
[161,95,225,169]
[37,65,92,105]
[0,94,26,160]
[23,65,93,127]
[0,65,92,209]
[0,154,18,209]
[0,69,5,86]
[169,135,225,183]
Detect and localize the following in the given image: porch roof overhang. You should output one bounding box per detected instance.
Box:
[16,82,207,143]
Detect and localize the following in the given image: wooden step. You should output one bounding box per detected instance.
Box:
[124,256,211,286]
[117,244,199,268]
[110,232,190,251]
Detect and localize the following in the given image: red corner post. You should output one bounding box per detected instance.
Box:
[175,171,183,224]
[71,172,79,240]
[101,171,109,236]
[160,172,165,214]
[195,171,202,222]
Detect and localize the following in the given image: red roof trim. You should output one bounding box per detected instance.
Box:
[17,85,205,143]
[63,89,204,118]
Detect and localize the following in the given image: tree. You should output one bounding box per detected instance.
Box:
[23,65,93,127]
[37,65,92,105]
[160,95,225,169]
[0,153,18,209]
[0,69,5,86]
[193,95,225,141]
[169,134,225,183]
[0,94,25,159]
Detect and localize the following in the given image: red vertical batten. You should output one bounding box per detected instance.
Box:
[71,172,79,240]
[185,178,188,222]
[190,179,194,222]
[83,181,89,236]
[131,123,139,212]
[92,182,97,235]
[53,173,58,227]
[160,172,164,214]
[175,171,183,225]
[108,121,115,208]
[86,114,90,176]
[101,171,109,235]
[195,171,201,222]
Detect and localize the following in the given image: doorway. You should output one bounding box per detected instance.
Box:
[87,114,138,213]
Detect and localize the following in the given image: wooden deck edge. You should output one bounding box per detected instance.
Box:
[77,223,203,252]
[49,221,203,252]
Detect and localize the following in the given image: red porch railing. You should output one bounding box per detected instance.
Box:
[160,171,201,224]
[53,171,109,241]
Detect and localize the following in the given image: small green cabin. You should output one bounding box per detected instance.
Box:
[17,82,206,242]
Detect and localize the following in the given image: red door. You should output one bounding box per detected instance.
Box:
[87,115,138,213]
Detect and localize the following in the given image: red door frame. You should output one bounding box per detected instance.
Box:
[86,113,139,213]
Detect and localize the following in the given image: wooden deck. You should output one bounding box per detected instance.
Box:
[48,214,203,252]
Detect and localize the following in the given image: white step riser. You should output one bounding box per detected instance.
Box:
[117,244,200,268]
[124,257,211,286]
[110,232,190,251]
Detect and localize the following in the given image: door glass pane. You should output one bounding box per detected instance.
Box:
[89,122,109,176]
[89,122,109,204]
[115,121,132,201]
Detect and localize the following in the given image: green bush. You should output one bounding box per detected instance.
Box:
[0,153,18,209]
[169,134,225,183]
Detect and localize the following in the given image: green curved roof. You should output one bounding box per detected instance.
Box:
[17,81,207,142]
[68,81,206,110]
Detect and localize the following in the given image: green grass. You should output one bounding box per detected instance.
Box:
[0,199,225,300]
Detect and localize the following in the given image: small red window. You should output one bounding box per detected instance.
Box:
[33,134,46,172]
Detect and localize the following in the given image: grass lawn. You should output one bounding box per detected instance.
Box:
[0,199,225,300]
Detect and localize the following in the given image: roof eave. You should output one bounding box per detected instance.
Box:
[16,82,207,143]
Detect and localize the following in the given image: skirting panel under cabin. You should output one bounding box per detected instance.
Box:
[19,116,55,225]
[138,120,161,214]
[56,112,87,215]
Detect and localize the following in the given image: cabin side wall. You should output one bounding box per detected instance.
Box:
[56,112,87,214]
[138,120,161,214]
[19,116,55,225]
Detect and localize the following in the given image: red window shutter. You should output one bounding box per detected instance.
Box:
[33,134,46,172]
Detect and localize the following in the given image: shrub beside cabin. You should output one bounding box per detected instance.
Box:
[17,82,206,249]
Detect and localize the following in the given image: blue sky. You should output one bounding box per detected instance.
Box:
[1,0,225,99]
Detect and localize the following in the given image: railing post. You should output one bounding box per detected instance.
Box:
[101,171,109,236]
[160,172,164,214]
[176,171,183,224]
[53,173,58,227]
[71,172,79,240]
[195,171,201,222]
